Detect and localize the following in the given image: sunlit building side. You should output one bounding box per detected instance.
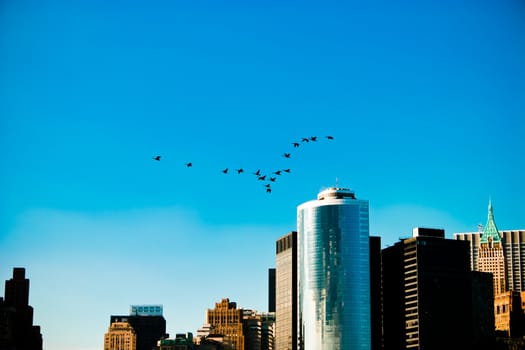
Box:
[104,321,137,350]
[297,187,370,350]
[275,231,297,350]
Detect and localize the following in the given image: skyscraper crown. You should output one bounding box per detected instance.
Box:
[480,199,501,244]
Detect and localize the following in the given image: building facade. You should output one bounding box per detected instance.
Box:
[369,235,383,350]
[455,229,525,294]
[382,228,486,350]
[478,201,506,294]
[104,321,137,350]
[454,201,525,293]
[454,201,525,335]
[206,298,244,350]
[297,187,370,350]
[268,268,276,313]
[275,231,297,350]
[109,307,166,350]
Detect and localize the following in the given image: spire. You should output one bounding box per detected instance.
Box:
[480,198,501,244]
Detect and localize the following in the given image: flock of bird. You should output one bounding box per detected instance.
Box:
[152,135,334,194]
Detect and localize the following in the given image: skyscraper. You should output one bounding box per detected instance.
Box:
[268,268,276,313]
[478,200,506,294]
[108,305,166,350]
[297,187,370,350]
[454,200,525,293]
[275,231,297,350]
[454,200,525,335]
[0,267,43,350]
[382,228,485,350]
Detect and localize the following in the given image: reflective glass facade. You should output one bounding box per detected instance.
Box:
[298,188,370,350]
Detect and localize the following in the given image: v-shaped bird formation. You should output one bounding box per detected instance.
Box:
[152,135,334,194]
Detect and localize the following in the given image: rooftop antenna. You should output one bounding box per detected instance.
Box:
[335,177,339,189]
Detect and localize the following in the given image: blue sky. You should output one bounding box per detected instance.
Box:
[1,1,524,349]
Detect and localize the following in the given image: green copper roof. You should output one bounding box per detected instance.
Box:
[480,199,501,244]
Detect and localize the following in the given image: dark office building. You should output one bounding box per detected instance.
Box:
[370,236,383,350]
[268,268,276,313]
[471,271,496,348]
[382,228,493,350]
[0,267,43,350]
[110,314,167,350]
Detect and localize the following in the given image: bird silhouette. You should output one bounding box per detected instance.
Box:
[269,177,276,182]
[283,169,291,173]
[153,155,161,161]
[253,169,261,176]
[237,168,244,174]
[283,153,291,158]
[266,187,272,193]
[302,138,310,143]
[292,142,300,148]
[186,162,192,167]
[222,168,229,174]
[264,183,271,188]
[310,136,317,141]
[273,170,282,176]
[326,135,334,140]
[258,175,266,181]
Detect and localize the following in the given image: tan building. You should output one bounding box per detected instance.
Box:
[477,201,506,295]
[104,321,137,350]
[275,231,297,350]
[206,298,244,350]
[455,200,525,335]
[494,291,525,335]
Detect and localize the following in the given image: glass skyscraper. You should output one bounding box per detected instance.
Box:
[297,187,370,350]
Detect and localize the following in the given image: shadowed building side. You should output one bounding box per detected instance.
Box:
[0,267,43,350]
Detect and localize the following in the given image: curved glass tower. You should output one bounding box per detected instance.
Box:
[297,187,370,350]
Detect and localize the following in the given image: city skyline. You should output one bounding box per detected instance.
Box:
[1,1,524,349]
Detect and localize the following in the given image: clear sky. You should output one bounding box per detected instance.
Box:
[1,1,524,349]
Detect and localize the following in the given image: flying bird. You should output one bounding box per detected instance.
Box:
[222,168,229,174]
[253,169,261,176]
[302,138,310,143]
[152,155,161,161]
[326,135,334,140]
[269,177,276,182]
[237,168,244,174]
[283,153,291,158]
[273,170,282,176]
[283,169,291,173]
[310,136,317,141]
[258,175,266,181]
[266,187,272,193]
[292,142,300,148]
[186,162,192,167]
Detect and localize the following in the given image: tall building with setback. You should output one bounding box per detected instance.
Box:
[297,187,370,350]
[107,305,166,350]
[0,267,43,350]
[382,228,493,350]
[478,200,506,294]
[454,201,525,293]
[454,200,525,335]
[275,231,297,350]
